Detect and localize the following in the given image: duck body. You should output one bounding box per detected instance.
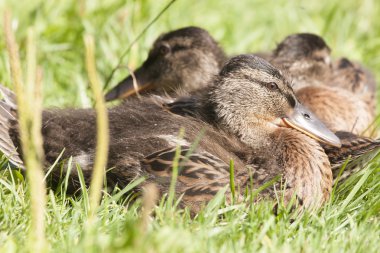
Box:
[40,101,253,210]
[3,97,330,211]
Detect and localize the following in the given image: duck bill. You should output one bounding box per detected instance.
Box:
[105,67,153,101]
[282,103,341,147]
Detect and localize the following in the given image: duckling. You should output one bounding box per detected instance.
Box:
[105,26,227,101]
[270,33,376,135]
[0,55,342,212]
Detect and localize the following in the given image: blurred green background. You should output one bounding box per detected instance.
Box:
[0,0,379,108]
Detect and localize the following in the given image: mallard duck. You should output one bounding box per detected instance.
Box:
[105,26,227,101]
[270,34,376,98]
[1,55,344,212]
[270,33,376,135]
[270,33,333,89]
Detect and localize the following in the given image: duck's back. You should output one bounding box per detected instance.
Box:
[6,98,248,187]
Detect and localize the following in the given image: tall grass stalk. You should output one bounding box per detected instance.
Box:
[229,159,236,202]
[84,34,109,217]
[3,11,46,252]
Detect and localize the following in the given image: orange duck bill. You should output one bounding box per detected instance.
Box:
[105,67,154,101]
[281,102,342,147]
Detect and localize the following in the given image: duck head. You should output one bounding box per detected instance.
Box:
[206,54,341,148]
[273,33,331,65]
[105,26,226,101]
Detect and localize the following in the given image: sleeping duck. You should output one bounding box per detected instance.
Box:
[270,33,376,135]
[105,26,227,101]
[1,55,350,212]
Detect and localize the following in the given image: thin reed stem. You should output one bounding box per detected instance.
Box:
[84,34,110,216]
[3,11,46,253]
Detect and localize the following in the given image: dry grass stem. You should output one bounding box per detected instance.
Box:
[3,11,46,252]
[84,34,110,216]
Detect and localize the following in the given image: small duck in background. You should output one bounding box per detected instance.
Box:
[105,26,227,101]
[270,33,376,135]
[0,55,345,212]
[270,33,333,89]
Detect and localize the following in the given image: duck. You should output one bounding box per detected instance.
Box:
[269,33,376,135]
[0,55,344,213]
[104,26,227,101]
[270,33,333,89]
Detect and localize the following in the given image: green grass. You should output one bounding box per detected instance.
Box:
[0,0,380,252]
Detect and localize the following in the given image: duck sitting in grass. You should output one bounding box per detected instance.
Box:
[270,33,376,136]
[105,26,227,101]
[1,55,353,213]
[240,33,376,136]
[270,33,375,134]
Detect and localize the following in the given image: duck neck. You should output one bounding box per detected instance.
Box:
[271,128,332,208]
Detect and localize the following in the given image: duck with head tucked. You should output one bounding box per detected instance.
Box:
[1,55,344,212]
[270,33,376,135]
[105,26,227,101]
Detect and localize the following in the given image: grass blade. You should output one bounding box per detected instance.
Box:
[3,12,46,252]
[84,34,109,217]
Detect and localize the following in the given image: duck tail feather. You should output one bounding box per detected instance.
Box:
[325,131,380,180]
[0,84,17,109]
[0,84,23,169]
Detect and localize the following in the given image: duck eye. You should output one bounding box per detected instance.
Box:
[267,82,279,90]
[159,44,170,55]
